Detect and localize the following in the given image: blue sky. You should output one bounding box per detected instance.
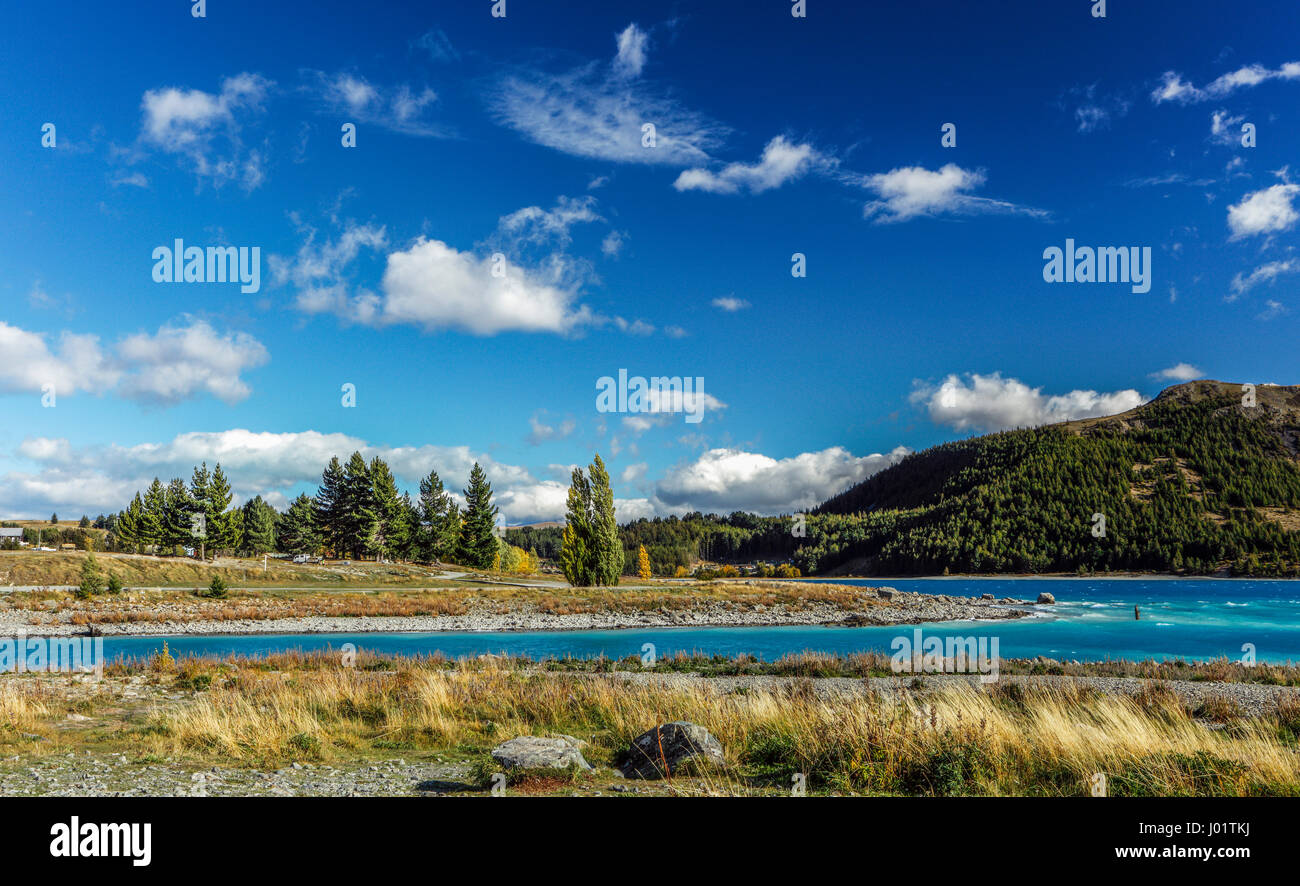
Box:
[1,0,1298,522]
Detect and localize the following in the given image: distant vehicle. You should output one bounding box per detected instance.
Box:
[292,554,310,564]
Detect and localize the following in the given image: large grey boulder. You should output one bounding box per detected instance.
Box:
[1036,592,1056,605]
[619,722,725,779]
[491,736,592,773]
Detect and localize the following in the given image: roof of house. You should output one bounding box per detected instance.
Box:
[0,528,24,537]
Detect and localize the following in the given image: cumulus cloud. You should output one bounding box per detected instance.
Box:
[859,164,1046,223]
[0,322,115,397]
[377,237,593,334]
[674,136,824,195]
[912,373,1146,433]
[491,25,726,166]
[279,200,623,336]
[139,72,272,189]
[115,321,270,406]
[1152,363,1204,382]
[0,319,266,405]
[652,446,910,515]
[1227,184,1300,239]
[304,70,445,137]
[1151,61,1300,104]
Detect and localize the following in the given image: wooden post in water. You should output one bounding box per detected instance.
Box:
[1135,604,1140,620]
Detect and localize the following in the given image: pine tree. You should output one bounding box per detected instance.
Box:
[278,493,320,555]
[162,478,194,552]
[637,544,652,579]
[241,495,277,555]
[207,464,237,556]
[189,462,212,559]
[139,479,166,551]
[368,456,406,561]
[314,457,346,557]
[341,452,376,559]
[76,553,103,599]
[116,493,143,552]
[560,467,594,585]
[418,469,457,561]
[457,463,498,569]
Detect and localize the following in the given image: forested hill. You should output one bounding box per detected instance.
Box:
[810,381,1300,576]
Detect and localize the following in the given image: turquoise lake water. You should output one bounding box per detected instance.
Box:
[96,578,1300,664]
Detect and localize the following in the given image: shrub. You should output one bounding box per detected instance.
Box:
[198,576,228,599]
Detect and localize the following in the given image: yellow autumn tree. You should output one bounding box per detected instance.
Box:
[636,544,652,579]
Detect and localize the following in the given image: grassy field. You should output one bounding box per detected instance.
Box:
[3,651,1298,796]
[0,550,457,589]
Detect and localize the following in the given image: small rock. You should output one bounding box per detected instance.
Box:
[491,736,592,772]
[1036,592,1056,605]
[619,722,724,780]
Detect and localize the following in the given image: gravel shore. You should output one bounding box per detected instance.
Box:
[0,586,1035,636]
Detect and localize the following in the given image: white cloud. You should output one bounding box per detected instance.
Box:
[1258,299,1287,321]
[1227,184,1300,239]
[1152,61,1300,104]
[270,221,388,316]
[653,446,909,515]
[491,31,726,166]
[1152,363,1203,382]
[0,322,115,397]
[2,430,588,524]
[674,136,824,195]
[1210,109,1246,145]
[860,164,1046,223]
[613,24,650,78]
[115,320,270,406]
[0,319,265,405]
[912,373,1146,433]
[601,230,626,257]
[711,296,750,312]
[306,71,443,137]
[139,73,272,189]
[1229,259,1299,300]
[496,195,602,248]
[527,412,577,445]
[377,237,594,335]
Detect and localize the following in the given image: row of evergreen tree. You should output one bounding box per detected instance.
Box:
[105,455,508,569]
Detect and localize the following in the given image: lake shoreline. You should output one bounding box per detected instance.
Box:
[0,585,1037,637]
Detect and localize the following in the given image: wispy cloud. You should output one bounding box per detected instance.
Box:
[1152,61,1300,104]
[491,22,727,165]
[304,70,446,137]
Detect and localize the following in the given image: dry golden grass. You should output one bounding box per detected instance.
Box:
[0,681,55,736]
[136,659,1300,795]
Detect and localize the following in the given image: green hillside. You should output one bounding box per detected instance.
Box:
[809,381,1300,576]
